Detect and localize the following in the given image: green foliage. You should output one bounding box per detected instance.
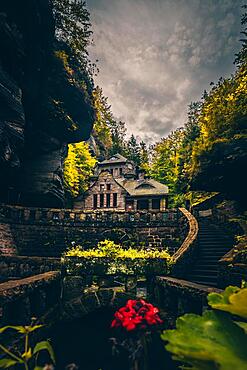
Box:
[207,285,247,319]
[91,86,128,159]
[125,135,141,166]
[66,239,171,260]
[92,87,114,157]
[161,285,247,370]
[148,128,185,206]
[64,240,171,276]
[52,0,95,76]
[64,141,97,197]
[0,324,55,369]
[162,310,247,370]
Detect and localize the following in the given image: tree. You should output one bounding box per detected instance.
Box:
[139,141,150,171]
[109,120,127,156]
[92,87,113,158]
[126,135,141,166]
[52,0,96,77]
[64,141,97,198]
[149,128,184,206]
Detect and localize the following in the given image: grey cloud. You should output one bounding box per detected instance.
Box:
[87,0,243,142]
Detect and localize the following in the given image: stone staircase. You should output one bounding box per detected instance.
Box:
[187,219,233,287]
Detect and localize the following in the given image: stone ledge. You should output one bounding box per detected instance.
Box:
[156,276,222,295]
[172,208,198,263]
[0,271,61,305]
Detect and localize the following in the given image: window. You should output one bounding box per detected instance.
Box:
[100,194,104,207]
[110,168,114,175]
[100,184,104,192]
[152,198,160,210]
[113,193,117,207]
[107,184,111,191]
[106,193,111,207]
[93,194,98,208]
[137,199,149,210]
[120,168,123,175]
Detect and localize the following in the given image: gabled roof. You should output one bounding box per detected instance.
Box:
[98,153,128,165]
[116,178,169,196]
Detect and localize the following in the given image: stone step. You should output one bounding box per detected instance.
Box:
[191,269,218,275]
[188,274,217,283]
[200,250,228,256]
[195,264,218,269]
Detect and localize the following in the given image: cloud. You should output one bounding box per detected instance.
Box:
[87,0,243,143]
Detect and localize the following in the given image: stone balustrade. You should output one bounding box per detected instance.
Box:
[171,207,199,275]
[154,276,222,318]
[0,203,180,226]
[0,204,188,257]
[0,271,62,325]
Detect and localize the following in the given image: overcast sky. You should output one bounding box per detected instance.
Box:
[87,0,244,143]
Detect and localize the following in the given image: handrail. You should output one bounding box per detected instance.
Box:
[172,207,198,263]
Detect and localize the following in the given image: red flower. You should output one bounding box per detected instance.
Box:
[111,299,163,331]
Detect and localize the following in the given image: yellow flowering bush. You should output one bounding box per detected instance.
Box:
[64,240,171,276]
[65,239,171,260]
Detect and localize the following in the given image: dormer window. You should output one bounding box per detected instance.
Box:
[135,183,155,190]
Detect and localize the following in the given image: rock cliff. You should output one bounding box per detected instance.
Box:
[0,0,95,207]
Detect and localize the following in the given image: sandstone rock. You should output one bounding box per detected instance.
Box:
[0,0,95,207]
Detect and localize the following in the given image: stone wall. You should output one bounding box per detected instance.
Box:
[0,204,185,257]
[0,255,61,282]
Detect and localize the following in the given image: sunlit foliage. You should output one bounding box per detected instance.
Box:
[64,141,97,197]
[66,239,171,260]
[162,284,247,370]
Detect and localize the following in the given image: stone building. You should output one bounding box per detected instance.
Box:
[74,154,169,211]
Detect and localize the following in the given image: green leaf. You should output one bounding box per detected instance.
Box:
[208,286,247,319]
[0,358,18,368]
[235,321,247,333]
[161,310,247,370]
[33,341,55,364]
[0,325,43,335]
[0,326,26,334]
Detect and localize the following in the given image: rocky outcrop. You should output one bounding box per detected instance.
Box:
[0,0,95,207]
